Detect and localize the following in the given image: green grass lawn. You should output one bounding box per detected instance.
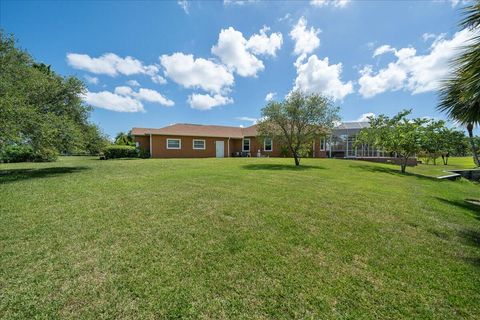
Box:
[409,157,477,178]
[1,157,479,319]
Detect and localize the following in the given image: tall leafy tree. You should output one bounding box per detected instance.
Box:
[257,90,340,166]
[438,128,468,165]
[356,110,427,173]
[438,1,480,167]
[0,31,104,161]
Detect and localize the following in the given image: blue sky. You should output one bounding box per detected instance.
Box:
[1,0,473,137]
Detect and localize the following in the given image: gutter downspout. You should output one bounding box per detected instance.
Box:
[149,134,153,158]
[228,137,230,158]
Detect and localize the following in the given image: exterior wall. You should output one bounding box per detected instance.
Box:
[134,134,329,158]
[243,137,284,157]
[150,135,230,158]
[240,137,327,158]
[134,135,150,153]
[231,139,242,155]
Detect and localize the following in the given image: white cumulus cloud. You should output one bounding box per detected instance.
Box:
[150,74,167,84]
[67,53,158,77]
[236,116,258,124]
[126,79,140,87]
[223,0,258,5]
[310,0,351,8]
[290,17,320,57]
[373,44,396,57]
[83,91,145,113]
[448,0,471,8]
[246,26,283,57]
[178,0,189,13]
[358,64,407,98]
[294,55,354,101]
[211,27,265,77]
[114,86,174,106]
[358,28,475,97]
[187,93,233,110]
[265,92,276,101]
[160,52,234,93]
[84,75,99,85]
[355,112,376,122]
[422,33,437,42]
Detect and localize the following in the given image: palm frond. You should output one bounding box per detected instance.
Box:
[460,1,480,30]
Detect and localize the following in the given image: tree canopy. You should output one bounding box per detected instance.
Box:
[257,90,340,166]
[0,32,107,161]
[438,1,480,166]
[114,131,135,146]
[356,110,427,173]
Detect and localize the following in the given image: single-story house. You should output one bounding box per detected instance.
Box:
[132,123,327,158]
[132,122,417,165]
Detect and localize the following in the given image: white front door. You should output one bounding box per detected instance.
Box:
[216,141,224,158]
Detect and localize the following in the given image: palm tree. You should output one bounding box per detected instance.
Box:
[438,1,480,167]
[114,131,134,146]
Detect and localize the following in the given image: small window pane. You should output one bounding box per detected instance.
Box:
[264,138,272,151]
[193,140,205,149]
[243,139,250,151]
[167,139,180,149]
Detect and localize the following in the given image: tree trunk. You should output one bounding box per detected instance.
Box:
[293,153,300,166]
[467,123,479,167]
[400,156,408,173]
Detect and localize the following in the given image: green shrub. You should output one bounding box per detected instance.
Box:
[104,145,139,159]
[139,148,150,159]
[34,147,58,162]
[280,146,290,157]
[0,145,34,163]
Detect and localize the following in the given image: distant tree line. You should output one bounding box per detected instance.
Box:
[356,110,473,173]
[0,32,109,162]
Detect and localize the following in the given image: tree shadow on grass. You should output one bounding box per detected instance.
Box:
[0,166,89,184]
[349,164,436,181]
[434,197,480,268]
[459,229,480,269]
[242,163,326,171]
[434,197,480,221]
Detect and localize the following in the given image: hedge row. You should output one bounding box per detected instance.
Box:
[103,145,150,159]
[0,145,58,163]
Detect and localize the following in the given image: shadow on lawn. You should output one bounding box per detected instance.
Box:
[349,164,435,181]
[434,197,480,268]
[0,166,89,184]
[459,229,480,268]
[242,163,325,171]
[434,197,480,221]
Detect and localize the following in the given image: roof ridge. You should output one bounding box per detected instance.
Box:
[172,123,244,129]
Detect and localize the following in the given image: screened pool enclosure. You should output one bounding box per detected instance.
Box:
[325,122,385,158]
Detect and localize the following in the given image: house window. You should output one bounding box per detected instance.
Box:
[167,138,181,149]
[320,138,325,151]
[264,138,273,152]
[242,138,250,152]
[193,139,206,150]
